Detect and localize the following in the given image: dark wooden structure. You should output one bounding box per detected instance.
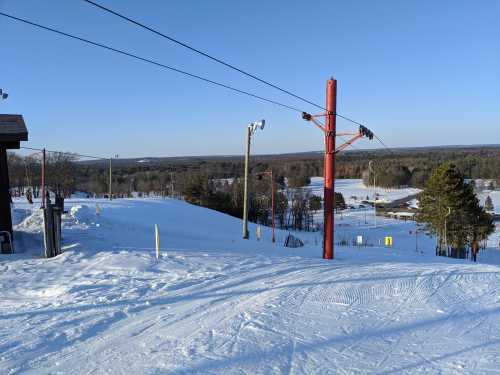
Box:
[0,115,28,253]
[43,201,63,258]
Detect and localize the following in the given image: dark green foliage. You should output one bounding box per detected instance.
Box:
[335,192,346,211]
[275,191,288,229]
[363,163,412,188]
[485,195,494,212]
[309,195,322,212]
[417,163,494,258]
[183,173,210,205]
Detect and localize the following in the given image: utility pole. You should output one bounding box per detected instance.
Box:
[323,78,337,259]
[242,120,265,239]
[108,158,112,200]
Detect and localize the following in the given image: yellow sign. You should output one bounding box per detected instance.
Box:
[384,236,393,247]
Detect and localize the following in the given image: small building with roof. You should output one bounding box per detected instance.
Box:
[0,114,28,253]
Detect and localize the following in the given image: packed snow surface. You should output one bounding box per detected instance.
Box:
[2,179,500,374]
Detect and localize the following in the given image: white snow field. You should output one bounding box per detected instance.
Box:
[1,180,500,374]
[306,177,421,205]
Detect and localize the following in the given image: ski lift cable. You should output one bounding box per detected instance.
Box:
[82,0,325,111]
[0,11,304,113]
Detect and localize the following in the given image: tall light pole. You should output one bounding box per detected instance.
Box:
[242,119,265,239]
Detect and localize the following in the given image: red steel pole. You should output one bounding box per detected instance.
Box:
[271,171,275,243]
[41,148,46,209]
[323,78,337,259]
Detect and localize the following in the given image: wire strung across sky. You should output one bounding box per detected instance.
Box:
[20,146,108,160]
[82,0,325,112]
[0,12,303,113]
[81,0,396,155]
[1,10,394,154]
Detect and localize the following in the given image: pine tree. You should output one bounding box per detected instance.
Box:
[485,195,494,212]
[334,192,346,211]
[417,163,494,258]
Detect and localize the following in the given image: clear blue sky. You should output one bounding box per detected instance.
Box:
[1,0,499,158]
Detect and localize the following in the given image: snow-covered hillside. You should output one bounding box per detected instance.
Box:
[2,183,500,374]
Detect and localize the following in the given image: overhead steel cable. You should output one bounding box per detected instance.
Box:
[3,11,393,149]
[0,12,303,113]
[82,0,325,111]
[372,133,394,154]
[20,146,107,160]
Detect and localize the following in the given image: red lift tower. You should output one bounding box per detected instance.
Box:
[302,78,373,260]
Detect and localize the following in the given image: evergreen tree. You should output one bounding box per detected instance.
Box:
[485,196,494,212]
[309,195,322,212]
[275,191,288,229]
[417,163,494,258]
[334,192,346,211]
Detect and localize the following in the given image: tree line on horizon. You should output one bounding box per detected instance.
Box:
[8,146,500,198]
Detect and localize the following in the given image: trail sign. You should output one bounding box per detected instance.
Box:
[385,236,393,247]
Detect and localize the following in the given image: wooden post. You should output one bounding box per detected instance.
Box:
[155,224,160,259]
[53,206,62,256]
[43,203,55,258]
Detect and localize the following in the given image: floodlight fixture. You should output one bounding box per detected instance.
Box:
[248,119,265,135]
[242,118,266,238]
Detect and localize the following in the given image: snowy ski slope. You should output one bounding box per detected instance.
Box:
[1,180,500,374]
